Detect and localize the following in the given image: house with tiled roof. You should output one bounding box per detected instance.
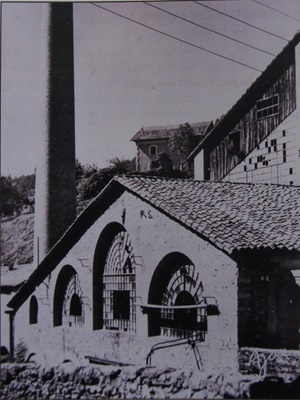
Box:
[190,32,300,185]
[5,176,300,372]
[131,121,213,173]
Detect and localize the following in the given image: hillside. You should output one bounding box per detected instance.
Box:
[1,214,34,266]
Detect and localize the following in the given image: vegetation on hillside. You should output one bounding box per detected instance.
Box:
[1,175,35,217]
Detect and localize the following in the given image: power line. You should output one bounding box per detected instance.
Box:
[251,0,300,23]
[90,2,262,72]
[145,2,275,56]
[194,1,289,42]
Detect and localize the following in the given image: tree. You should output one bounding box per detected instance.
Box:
[149,152,186,178]
[76,157,136,202]
[1,176,24,216]
[168,123,198,156]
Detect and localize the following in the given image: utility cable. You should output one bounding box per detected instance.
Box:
[251,0,300,23]
[90,2,262,72]
[194,1,289,42]
[145,2,275,56]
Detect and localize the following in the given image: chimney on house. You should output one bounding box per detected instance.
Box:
[34,3,76,265]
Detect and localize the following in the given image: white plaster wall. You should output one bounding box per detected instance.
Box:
[14,191,238,371]
[1,294,12,351]
[223,109,300,185]
[194,149,204,181]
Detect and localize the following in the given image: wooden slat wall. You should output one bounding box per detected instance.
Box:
[210,62,296,181]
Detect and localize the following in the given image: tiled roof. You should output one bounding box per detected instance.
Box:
[7,176,300,312]
[116,176,300,254]
[131,121,212,141]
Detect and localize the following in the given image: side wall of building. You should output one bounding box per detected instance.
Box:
[223,109,300,184]
[13,191,238,371]
[194,44,300,184]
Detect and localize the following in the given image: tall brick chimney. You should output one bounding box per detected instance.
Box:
[34,3,76,265]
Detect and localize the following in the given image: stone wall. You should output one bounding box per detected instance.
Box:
[0,363,256,399]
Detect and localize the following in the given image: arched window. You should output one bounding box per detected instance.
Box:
[148,253,207,339]
[93,223,136,332]
[53,265,84,327]
[29,296,38,324]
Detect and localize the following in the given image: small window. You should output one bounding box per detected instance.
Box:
[113,291,130,320]
[265,141,268,148]
[244,166,247,172]
[290,168,293,175]
[283,143,286,150]
[29,296,38,325]
[149,145,157,156]
[271,139,277,146]
[257,155,263,162]
[268,147,271,153]
[254,163,258,170]
[227,130,240,156]
[249,158,252,165]
[283,130,286,137]
[257,95,279,120]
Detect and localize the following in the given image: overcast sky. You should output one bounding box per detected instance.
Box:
[2,0,300,177]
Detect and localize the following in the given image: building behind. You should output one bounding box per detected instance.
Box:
[191,32,300,186]
[131,121,213,174]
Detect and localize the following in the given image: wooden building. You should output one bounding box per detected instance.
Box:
[190,32,300,185]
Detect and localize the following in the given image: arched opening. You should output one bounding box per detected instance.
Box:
[70,293,82,316]
[148,252,206,338]
[53,265,84,327]
[29,295,38,324]
[174,291,197,329]
[93,222,136,332]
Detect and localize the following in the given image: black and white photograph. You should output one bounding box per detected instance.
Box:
[1,1,300,398]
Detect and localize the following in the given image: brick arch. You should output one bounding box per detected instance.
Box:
[53,264,79,327]
[148,252,205,337]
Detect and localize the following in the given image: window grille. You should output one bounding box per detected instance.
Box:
[63,273,84,327]
[257,95,279,120]
[160,264,207,339]
[103,231,136,332]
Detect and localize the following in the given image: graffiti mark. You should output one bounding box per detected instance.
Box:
[246,349,286,380]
